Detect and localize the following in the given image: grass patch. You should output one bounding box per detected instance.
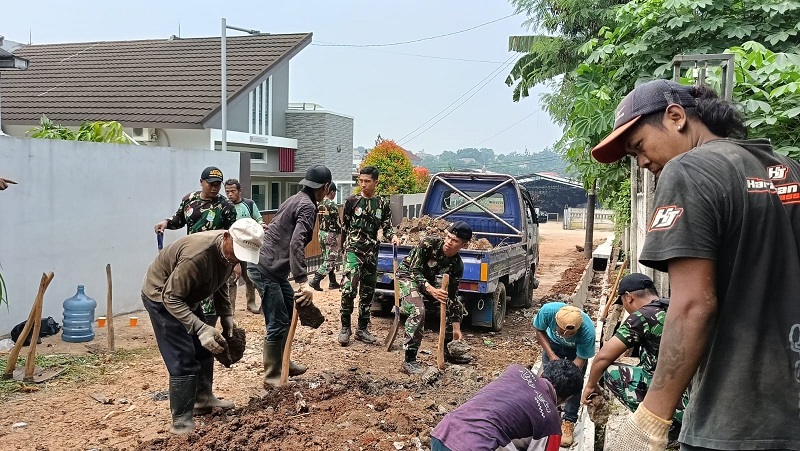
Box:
[0,347,154,400]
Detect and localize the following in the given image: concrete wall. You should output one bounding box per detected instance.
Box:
[0,136,240,335]
[285,110,354,183]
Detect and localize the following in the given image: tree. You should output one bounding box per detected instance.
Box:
[28,114,136,144]
[509,0,800,227]
[361,137,418,194]
[413,166,431,192]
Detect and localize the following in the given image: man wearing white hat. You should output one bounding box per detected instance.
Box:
[141,218,265,435]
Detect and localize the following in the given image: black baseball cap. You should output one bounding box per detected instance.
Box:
[614,273,656,304]
[447,221,473,241]
[592,79,697,164]
[329,181,338,192]
[299,165,332,189]
[201,166,224,183]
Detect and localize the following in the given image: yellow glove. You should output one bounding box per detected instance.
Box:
[606,404,671,451]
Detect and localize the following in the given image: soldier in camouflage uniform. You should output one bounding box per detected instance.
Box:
[395,221,473,374]
[582,273,689,437]
[154,166,236,326]
[309,182,342,291]
[338,166,400,346]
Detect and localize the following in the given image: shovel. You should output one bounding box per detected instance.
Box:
[384,244,401,351]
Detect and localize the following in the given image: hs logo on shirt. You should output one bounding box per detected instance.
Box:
[768,165,788,180]
[649,206,684,231]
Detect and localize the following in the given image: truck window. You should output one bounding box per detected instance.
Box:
[442,190,506,214]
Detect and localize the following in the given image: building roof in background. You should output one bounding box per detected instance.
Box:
[0,33,312,127]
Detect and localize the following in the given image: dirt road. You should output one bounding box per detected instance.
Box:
[0,222,588,451]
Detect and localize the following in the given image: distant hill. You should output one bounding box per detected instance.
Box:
[417,147,569,177]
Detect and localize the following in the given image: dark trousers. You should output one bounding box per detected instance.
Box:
[430,437,451,451]
[142,294,211,376]
[541,341,586,423]
[247,266,294,342]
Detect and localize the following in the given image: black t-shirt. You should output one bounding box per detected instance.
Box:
[639,138,800,450]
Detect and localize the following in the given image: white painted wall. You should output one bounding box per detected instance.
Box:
[0,136,240,335]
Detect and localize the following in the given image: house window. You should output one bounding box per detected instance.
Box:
[288,183,302,198]
[270,182,281,210]
[251,184,266,211]
[248,79,270,135]
[250,152,265,161]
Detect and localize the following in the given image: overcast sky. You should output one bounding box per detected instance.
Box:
[0,1,562,155]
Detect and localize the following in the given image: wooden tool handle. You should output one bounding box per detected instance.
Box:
[280,305,300,385]
[20,272,54,381]
[437,274,450,370]
[106,264,115,353]
[601,259,628,321]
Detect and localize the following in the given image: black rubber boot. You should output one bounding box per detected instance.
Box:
[280,338,307,376]
[309,273,324,292]
[328,272,341,290]
[169,375,197,435]
[338,316,352,346]
[194,358,234,415]
[263,340,282,388]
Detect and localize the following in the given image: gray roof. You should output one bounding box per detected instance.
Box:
[0,33,312,127]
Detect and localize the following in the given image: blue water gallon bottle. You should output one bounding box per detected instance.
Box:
[62,285,97,342]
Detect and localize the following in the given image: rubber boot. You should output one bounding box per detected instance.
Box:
[338,316,352,346]
[262,340,282,388]
[169,375,197,435]
[245,280,260,314]
[280,338,307,376]
[309,273,324,292]
[194,358,234,415]
[328,272,341,290]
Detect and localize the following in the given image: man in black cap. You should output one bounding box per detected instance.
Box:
[309,181,342,291]
[154,166,237,325]
[393,221,473,374]
[247,165,332,387]
[581,273,688,441]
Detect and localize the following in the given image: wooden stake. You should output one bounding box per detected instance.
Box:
[3,272,54,380]
[106,264,115,353]
[437,274,450,370]
[23,293,44,382]
[280,305,300,385]
[601,259,628,321]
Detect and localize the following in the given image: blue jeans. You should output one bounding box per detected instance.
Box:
[430,437,451,451]
[247,266,294,342]
[541,340,586,423]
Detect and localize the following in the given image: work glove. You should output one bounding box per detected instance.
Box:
[220,315,235,339]
[197,324,228,355]
[294,282,314,307]
[606,404,670,451]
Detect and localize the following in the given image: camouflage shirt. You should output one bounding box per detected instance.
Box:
[397,237,466,324]
[342,194,394,255]
[165,191,236,235]
[318,198,341,234]
[614,298,669,374]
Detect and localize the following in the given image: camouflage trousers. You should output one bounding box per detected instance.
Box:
[401,291,426,353]
[316,230,341,276]
[340,250,377,328]
[602,363,689,425]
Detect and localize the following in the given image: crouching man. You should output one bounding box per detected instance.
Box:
[141,218,264,434]
[431,360,583,450]
[395,221,473,374]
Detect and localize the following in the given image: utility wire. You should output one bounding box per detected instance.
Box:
[311,14,515,48]
[399,54,520,146]
[472,110,540,147]
[310,44,506,64]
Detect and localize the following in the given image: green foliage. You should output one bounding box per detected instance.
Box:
[510,0,800,223]
[28,115,135,144]
[361,138,418,194]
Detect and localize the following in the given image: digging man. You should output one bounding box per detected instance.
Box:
[248,165,332,387]
[141,218,264,434]
[394,221,473,374]
[338,166,400,346]
[309,181,342,291]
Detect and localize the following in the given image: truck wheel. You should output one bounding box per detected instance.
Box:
[511,273,534,308]
[491,282,507,332]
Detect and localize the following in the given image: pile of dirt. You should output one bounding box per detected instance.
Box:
[548,255,589,296]
[136,372,450,451]
[215,326,247,368]
[396,216,493,250]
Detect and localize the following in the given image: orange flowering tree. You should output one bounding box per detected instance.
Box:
[360,137,418,194]
[413,166,431,192]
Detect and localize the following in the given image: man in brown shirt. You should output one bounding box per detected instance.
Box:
[141,218,264,435]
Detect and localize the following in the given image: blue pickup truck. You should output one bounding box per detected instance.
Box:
[372,172,540,331]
